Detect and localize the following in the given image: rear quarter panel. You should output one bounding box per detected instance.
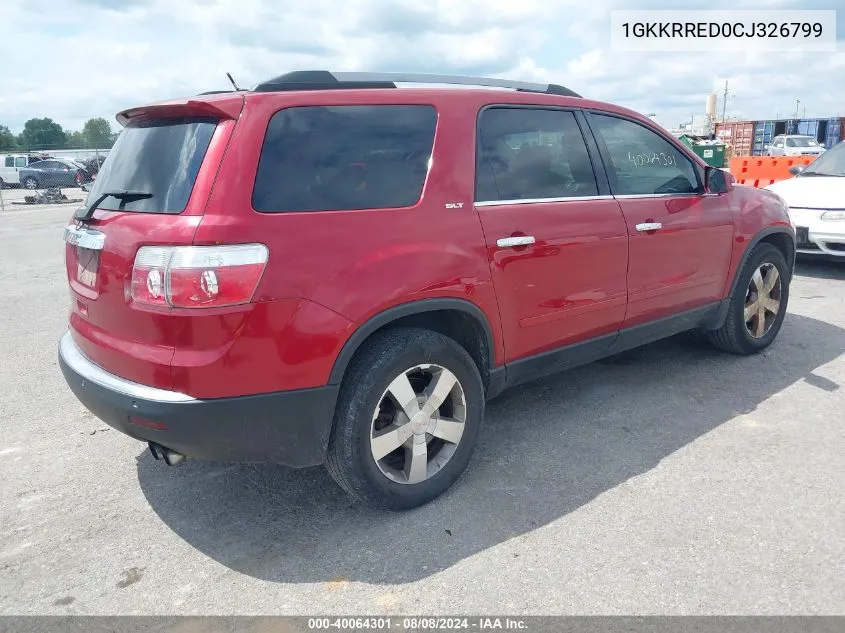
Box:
[192,90,503,389]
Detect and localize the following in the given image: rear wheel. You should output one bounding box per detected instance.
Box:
[706,243,789,354]
[326,327,484,510]
[23,177,38,190]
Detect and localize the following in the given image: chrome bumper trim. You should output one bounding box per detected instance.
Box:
[59,332,196,403]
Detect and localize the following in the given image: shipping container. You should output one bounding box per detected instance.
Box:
[753,120,776,155]
[751,119,800,155]
[823,118,844,150]
[715,121,755,156]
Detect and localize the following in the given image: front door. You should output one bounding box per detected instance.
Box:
[587,113,735,328]
[473,106,629,365]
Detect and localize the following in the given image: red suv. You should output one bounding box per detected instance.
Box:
[59,71,795,509]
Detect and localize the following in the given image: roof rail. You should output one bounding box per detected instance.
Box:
[252,70,581,98]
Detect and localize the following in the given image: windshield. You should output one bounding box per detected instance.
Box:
[86,117,216,213]
[800,141,845,176]
[786,137,818,147]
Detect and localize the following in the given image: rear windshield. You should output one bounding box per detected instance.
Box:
[87,117,216,213]
[252,105,437,213]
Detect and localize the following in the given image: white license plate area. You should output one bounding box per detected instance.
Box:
[76,246,100,287]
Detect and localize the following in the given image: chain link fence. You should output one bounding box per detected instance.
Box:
[0,142,111,208]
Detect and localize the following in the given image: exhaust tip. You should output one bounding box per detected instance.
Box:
[148,442,186,467]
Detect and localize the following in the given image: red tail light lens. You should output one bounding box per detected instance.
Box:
[130,244,268,308]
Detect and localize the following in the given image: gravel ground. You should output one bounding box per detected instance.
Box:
[0,204,843,615]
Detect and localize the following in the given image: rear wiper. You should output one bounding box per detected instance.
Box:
[74,190,153,222]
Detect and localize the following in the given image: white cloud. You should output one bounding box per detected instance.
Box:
[0,0,842,134]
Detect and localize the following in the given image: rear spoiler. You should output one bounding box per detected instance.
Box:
[116,94,244,126]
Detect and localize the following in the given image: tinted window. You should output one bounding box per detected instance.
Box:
[476,108,597,202]
[591,115,699,196]
[86,117,216,213]
[4,157,12,167]
[253,105,437,213]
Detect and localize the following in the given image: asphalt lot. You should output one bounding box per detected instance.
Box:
[0,203,843,615]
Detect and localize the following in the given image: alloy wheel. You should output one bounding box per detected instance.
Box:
[744,262,781,338]
[370,364,466,485]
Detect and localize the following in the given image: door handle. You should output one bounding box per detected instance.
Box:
[496,235,536,248]
[635,222,662,232]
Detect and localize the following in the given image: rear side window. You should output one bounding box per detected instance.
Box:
[4,157,12,167]
[590,114,699,196]
[253,105,437,213]
[86,117,216,213]
[476,108,598,202]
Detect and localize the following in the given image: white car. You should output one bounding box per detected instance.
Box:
[766,140,845,258]
[766,135,826,157]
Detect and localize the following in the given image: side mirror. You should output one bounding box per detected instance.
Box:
[764,145,770,150]
[788,165,805,176]
[706,167,731,194]
[819,143,826,149]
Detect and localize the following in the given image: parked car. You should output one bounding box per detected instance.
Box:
[766,135,826,157]
[19,158,93,189]
[0,153,50,187]
[766,140,845,258]
[79,155,108,176]
[59,70,796,509]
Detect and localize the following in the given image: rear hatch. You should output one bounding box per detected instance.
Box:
[64,95,243,390]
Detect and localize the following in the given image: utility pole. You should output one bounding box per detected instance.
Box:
[803,106,806,118]
[794,99,800,119]
[721,80,729,122]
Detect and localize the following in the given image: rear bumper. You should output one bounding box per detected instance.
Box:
[58,332,338,467]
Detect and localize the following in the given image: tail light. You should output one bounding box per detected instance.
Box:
[76,171,82,184]
[131,244,268,308]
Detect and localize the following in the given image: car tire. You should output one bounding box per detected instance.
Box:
[326,327,485,510]
[705,243,789,355]
[23,177,38,190]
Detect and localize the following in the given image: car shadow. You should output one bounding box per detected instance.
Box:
[137,314,845,584]
[794,257,845,280]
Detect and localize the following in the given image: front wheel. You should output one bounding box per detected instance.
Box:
[706,243,789,355]
[326,327,484,510]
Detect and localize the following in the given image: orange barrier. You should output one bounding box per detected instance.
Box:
[729,155,817,188]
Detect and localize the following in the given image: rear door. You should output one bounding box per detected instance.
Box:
[64,103,240,389]
[586,112,734,328]
[474,106,629,365]
[12,156,27,183]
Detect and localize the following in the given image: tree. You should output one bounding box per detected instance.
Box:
[18,118,67,151]
[0,125,16,151]
[66,131,86,148]
[82,117,114,148]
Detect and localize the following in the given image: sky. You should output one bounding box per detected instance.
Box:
[0,0,843,134]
